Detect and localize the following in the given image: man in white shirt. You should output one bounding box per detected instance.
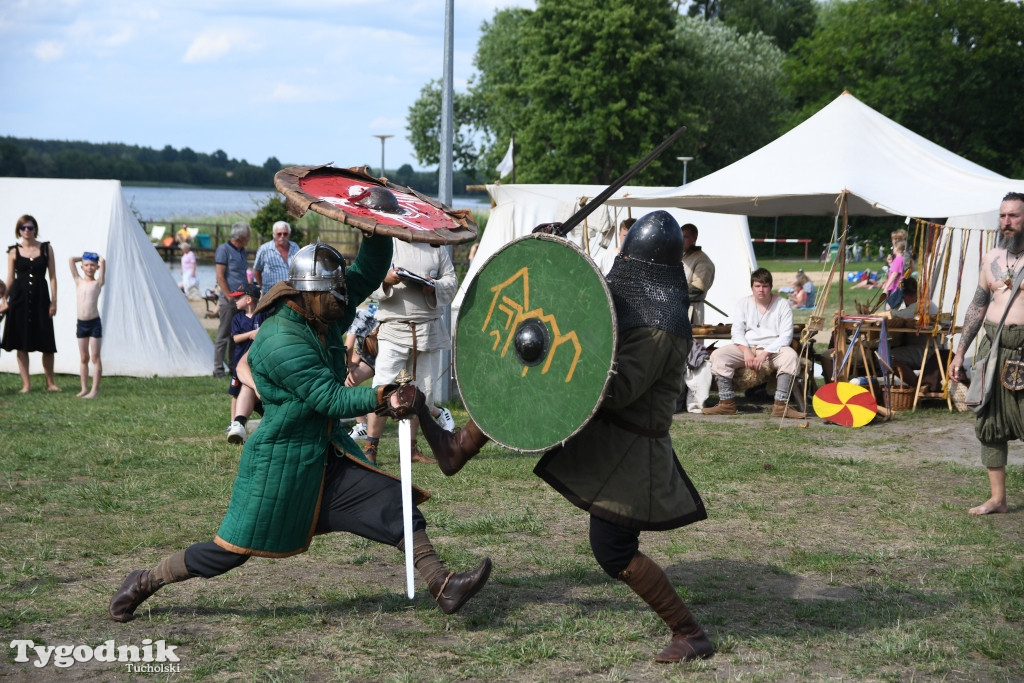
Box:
[363,238,459,463]
[702,268,804,418]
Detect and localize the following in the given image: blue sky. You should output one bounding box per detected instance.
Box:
[0,0,534,173]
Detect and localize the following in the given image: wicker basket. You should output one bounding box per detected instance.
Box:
[884,386,916,411]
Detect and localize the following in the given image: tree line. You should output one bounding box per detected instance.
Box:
[0,137,488,198]
[405,0,1024,250]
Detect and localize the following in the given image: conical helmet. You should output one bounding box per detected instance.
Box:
[289,241,348,303]
[620,210,684,265]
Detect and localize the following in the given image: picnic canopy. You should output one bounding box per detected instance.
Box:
[608,91,1024,219]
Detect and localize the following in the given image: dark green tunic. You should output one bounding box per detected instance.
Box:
[215,235,393,557]
[534,326,707,531]
[975,322,1024,463]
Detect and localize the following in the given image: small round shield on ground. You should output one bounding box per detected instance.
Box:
[274,165,478,246]
[813,382,878,427]
[455,234,617,452]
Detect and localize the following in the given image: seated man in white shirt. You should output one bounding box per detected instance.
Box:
[702,268,805,418]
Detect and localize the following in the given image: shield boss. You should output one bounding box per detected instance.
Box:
[455,234,616,452]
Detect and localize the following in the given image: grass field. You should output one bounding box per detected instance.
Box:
[1,368,1022,681]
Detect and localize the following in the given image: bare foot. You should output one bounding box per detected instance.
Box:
[82,392,97,399]
[46,385,61,392]
[19,386,30,394]
[968,499,1008,515]
[76,390,88,397]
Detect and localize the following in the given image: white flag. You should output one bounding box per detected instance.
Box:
[496,137,514,178]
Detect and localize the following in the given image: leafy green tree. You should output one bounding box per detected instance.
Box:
[250,196,302,243]
[687,0,817,52]
[407,0,786,185]
[673,16,787,180]
[505,0,686,184]
[0,140,26,176]
[783,0,1024,176]
[160,145,178,163]
[263,156,282,173]
[406,79,482,171]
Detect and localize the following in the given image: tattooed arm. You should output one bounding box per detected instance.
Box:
[950,260,993,382]
[956,286,989,355]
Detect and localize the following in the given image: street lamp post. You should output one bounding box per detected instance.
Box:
[677,156,694,185]
[373,134,394,178]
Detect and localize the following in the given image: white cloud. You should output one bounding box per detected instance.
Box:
[33,40,64,61]
[100,25,134,48]
[183,29,253,64]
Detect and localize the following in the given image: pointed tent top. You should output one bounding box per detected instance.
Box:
[609,91,1024,218]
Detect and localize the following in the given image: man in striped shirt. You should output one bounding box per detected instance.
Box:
[253,221,299,294]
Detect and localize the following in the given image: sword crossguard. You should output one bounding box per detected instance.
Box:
[394,369,414,386]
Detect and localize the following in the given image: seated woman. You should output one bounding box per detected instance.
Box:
[789,271,816,309]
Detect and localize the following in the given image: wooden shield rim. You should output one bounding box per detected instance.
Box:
[274,164,479,246]
[454,233,618,452]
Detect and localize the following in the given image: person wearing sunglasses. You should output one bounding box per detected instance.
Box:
[1,215,60,392]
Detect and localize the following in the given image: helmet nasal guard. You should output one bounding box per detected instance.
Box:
[289,242,348,304]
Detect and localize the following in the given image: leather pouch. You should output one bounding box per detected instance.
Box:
[1001,347,1024,391]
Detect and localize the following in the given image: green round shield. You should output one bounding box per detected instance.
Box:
[455,234,617,452]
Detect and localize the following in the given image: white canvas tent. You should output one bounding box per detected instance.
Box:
[609,92,1024,219]
[0,178,213,377]
[609,92,1024,331]
[454,184,755,326]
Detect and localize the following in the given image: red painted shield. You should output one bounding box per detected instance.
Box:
[274,165,478,246]
[812,381,878,427]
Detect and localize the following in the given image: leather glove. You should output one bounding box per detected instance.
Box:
[687,286,705,303]
[531,222,563,236]
[374,383,424,419]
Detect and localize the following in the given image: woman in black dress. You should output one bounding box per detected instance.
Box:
[1,214,59,392]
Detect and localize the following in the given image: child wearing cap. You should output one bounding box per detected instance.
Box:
[69,252,105,398]
[226,283,266,444]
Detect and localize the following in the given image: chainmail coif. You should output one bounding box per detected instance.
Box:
[605,255,692,339]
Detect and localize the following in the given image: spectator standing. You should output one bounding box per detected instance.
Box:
[681,223,715,325]
[597,218,635,275]
[364,237,458,464]
[225,283,266,445]
[213,222,251,378]
[179,242,199,298]
[949,192,1024,515]
[1,214,59,392]
[69,252,105,398]
[252,220,299,295]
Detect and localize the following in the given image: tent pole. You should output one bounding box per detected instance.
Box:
[838,192,848,316]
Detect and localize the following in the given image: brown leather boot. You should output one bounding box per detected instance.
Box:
[411,441,436,464]
[415,401,490,476]
[771,400,805,419]
[109,551,190,622]
[407,529,492,614]
[701,399,736,416]
[428,558,493,614]
[363,440,378,465]
[618,552,714,663]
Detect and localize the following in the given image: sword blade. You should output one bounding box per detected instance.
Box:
[398,418,415,599]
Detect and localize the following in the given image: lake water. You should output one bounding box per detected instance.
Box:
[125,185,489,221]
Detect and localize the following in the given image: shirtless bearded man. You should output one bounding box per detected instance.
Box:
[949,192,1024,515]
